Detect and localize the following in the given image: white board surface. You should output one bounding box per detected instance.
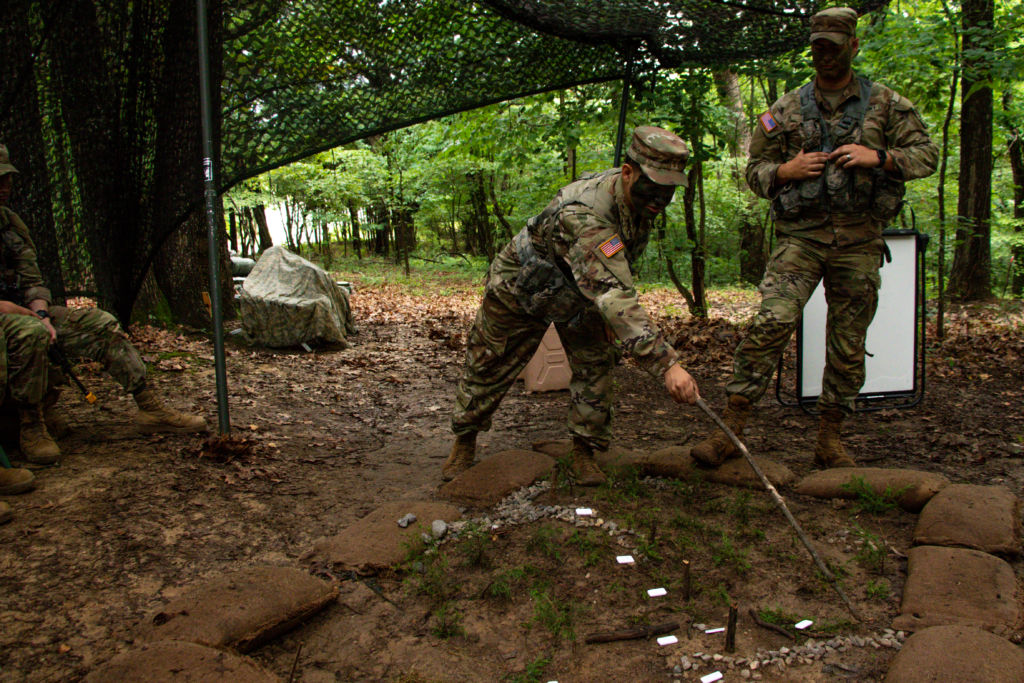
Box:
[799,232,918,399]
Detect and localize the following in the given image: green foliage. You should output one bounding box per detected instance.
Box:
[529,584,582,641]
[840,477,910,514]
[455,522,492,568]
[566,529,605,568]
[710,533,751,574]
[526,525,562,562]
[756,606,801,626]
[852,525,887,573]
[504,656,552,683]
[431,602,464,639]
[486,566,530,601]
[866,578,891,601]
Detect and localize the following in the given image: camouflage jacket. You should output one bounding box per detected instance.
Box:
[747,73,938,246]
[488,169,679,378]
[0,207,51,305]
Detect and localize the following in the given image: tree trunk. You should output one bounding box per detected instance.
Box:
[228,209,238,253]
[682,164,708,318]
[348,201,362,259]
[1003,92,1024,297]
[466,170,494,260]
[253,204,273,252]
[948,0,994,301]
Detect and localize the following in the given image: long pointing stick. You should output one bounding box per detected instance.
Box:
[695,397,862,622]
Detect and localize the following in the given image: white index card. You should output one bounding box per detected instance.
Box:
[575,507,593,516]
[647,587,667,597]
[701,673,723,683]
[704,627,725,634]
[795,619,813,630]
[615,555,635,564]
[657,635,678,646]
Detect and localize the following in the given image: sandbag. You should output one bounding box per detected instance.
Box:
[439,449,555,506]
[914,484,1021,556]
[885,625,1024,683]
[702,456,795,489]
[794,467,948,512]
[84,640,279,682]
[141,566,337,652]
[239,246,354,348]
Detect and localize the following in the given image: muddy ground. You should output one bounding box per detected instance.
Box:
[0,283,1021,682]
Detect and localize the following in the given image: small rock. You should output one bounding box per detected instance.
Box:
[713,654,723,662]
[680,656,691,670]
[740,669,751,679]
[694,623,707,631]
[431,519,448,539]
[896,631,906,641]
[779,647,790,655]
[397,513,417,528]
[752,674,762,681]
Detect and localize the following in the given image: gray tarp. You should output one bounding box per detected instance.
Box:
[239,246,355,348]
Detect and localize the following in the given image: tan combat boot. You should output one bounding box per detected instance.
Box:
[19,406,61,465]
[690,395,751,466]
[133,388,209,434]
[568,436,607,487]
[442,432,477,481]
[44,404,70,440]
[814,409,856,468]
[0,467,36,495]
[0,501,11,525]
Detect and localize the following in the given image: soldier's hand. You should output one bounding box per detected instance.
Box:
[776,149,829,183]
[830,144,878,169]
[41,317,56,343]
[664,363,699,405]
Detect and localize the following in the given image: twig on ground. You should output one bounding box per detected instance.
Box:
[585,620,680,644]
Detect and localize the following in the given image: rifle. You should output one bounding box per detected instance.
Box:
[48,346,97,404]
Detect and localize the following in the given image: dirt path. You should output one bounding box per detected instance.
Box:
[0,289,1021,682]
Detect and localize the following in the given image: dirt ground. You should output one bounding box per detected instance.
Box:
[0,284,1021,683]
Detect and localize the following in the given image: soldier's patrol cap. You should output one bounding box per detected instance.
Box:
[626,126,689,187]
[810,7,858,45]
[0,144,18,176]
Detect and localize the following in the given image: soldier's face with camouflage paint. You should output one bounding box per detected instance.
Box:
[0,174,12,207]
[811,37,858,83]
[623,164,676,219]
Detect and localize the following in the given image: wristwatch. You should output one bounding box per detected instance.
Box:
[876,149,887,167]
[35,309,50,320]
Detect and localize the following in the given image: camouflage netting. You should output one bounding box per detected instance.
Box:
[1,0,885,314]
[222,0,886,186]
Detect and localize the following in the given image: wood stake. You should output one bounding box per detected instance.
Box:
[695,398,862,621]
[681,560,691,601]
[585,620,680,644]
[725,603,738,653]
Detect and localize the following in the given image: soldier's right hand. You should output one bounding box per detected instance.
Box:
[664,363,699,405]
[776,149,829,183]
[40,317,56,343]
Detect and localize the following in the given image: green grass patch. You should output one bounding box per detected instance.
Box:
[840,476,910,514]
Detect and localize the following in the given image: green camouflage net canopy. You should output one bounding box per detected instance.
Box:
[222,0,885,186]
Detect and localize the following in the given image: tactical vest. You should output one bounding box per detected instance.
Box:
[772,77,905,224]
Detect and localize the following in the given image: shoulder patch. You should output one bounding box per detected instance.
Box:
[598,234,625,258]
[758,110,779,135]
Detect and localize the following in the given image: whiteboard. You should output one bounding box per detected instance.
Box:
[798,232,919,399]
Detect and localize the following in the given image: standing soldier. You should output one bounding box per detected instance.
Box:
[0,143,208,467]
[691,7,938,468]
[444,126,700,485]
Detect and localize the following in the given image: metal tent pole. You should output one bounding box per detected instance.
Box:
[196,0,230,435]
[613,60,633,166]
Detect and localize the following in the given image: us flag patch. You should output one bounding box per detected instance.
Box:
[758,111,778,134]
[599,235,624,258]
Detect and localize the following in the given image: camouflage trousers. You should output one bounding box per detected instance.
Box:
[725,236,883,414]
[451,290,620,450]
[0,306,147,406]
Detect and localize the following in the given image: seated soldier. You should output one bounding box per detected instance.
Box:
[0,144,207,464]
[0,305,40,524]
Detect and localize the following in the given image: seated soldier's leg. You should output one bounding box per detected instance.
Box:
[49,306,207,433]
[559,311,618,486]
[693,238,826,466]
[0,313,60,464]
[814,241,883,468]
[447,292,547,480]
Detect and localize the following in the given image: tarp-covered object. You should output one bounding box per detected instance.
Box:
[239,246,355,348]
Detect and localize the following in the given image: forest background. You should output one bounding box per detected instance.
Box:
[226,0,1023,323]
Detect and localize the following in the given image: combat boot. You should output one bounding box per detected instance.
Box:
[568,436,607,487]
[133,388,209,434]
[0,501,11,525]
[44,404,70,440]
[814,409,856,468]
[19,406,61,465]
[690,395,751,467]
[0,467,36,495]
[442,432,477,481]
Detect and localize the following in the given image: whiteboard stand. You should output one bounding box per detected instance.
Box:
[774,229,928,414]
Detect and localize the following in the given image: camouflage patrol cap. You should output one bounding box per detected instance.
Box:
[810,7,858,44]
[0,145,18,176]
[626,126,689,186]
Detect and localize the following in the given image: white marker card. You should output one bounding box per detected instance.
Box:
[615,555,635,564]
[700,673,723,683]
[704,627,725,634]
[575,507,593,516]
[647,587,667,597]
[794,619,814,630]
[656,635,678,646]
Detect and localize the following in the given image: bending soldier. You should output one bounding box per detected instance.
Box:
[0,144,208,465]
[691,8,938,469]
[446,126,700,485]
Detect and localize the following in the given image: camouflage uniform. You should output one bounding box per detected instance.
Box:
[0,207,147,397]
[452,167,681,450]
[733,72,938,412]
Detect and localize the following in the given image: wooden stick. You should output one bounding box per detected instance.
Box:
[747,608,796,640]
[725,603,738,653]
[585,620,680,644]
[695,398,862,622]
[681,560,691,601]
